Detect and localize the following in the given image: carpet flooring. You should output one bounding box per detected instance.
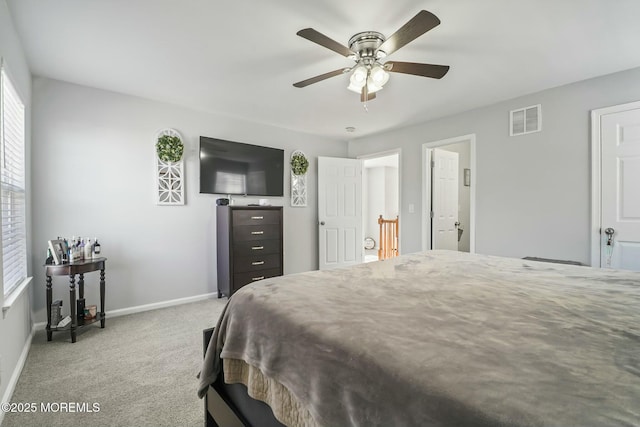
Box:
[1,297,226,427]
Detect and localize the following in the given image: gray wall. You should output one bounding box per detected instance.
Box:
[31,77,347,322]
[349,66,640,265]
[0,0,32,407]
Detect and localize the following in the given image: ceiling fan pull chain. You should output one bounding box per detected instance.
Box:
[363,75,370,112]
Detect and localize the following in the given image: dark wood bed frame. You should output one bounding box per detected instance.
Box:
[203,328,285,427]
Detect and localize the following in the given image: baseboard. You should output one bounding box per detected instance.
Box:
[0,327,35,425]
[106,292,219,318]
[33,292,219,331]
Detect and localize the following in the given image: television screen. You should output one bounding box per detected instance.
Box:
[199,137,284,196]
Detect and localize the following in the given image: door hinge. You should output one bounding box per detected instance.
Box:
[430,211,434,218]
[431,160,435,168]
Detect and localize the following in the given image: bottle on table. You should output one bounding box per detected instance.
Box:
[84,238,93,260]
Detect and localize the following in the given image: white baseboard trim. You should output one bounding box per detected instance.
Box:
[33,292,219,331]
[0,327,35,425]
[106,292,219,318]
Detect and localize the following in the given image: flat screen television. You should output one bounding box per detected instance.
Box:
[199,136,284,196]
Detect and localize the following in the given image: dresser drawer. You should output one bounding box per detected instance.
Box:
[233,224,280,241]
[234,268,282,290]
[234,253,281,273]
[233,209,281,226]
[234,239,281,256]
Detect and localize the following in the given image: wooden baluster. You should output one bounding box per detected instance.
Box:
[377,215,400,260]
[395,215,399,256]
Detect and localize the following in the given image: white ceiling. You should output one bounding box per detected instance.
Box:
[7,0,640,140]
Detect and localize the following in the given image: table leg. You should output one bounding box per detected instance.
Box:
[78,273,84,300]
[100,268,105,328]
[69,274,76,343]
[46,275,53,341]
[77,273,85,326]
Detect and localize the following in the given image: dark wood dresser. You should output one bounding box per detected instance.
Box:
[216,206,283,297]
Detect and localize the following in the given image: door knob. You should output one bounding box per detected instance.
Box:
[454,221,460,228]
[604,227,615,246]
[320,221,325,226]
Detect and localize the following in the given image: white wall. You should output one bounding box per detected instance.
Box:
[364,166,398,249]
[0,0,33,409]
[366,167,384,245]
[384,166,399,221]
[349,66,640,265]
[31,78,347,323]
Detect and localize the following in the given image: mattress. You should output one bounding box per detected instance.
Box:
[199,250,640,426]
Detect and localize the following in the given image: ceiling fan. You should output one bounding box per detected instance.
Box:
[293,10,450,103]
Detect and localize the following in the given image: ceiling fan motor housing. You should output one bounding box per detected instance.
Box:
[348,31,386,63]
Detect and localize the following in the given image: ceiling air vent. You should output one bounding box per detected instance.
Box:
[510,104,541,136]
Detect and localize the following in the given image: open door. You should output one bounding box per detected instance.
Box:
[598,105,640,271]
[431,148,459,250]
[318,157,363,270]
[423,135,475,253]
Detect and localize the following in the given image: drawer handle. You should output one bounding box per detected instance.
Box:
[251,261,265,266]
[251,216,264,220]
[252,276,265,281]
[251,231,264,235]
[251,246,264,250]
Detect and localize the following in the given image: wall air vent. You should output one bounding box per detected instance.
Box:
[510,104,541,136]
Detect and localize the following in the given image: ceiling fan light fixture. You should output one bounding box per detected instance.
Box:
[370,64,389,86]
[351,65,367,84]
[347,64,368,93]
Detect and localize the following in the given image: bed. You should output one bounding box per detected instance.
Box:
[198,250,640,427]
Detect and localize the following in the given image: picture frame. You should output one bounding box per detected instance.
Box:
[48,239,68,265]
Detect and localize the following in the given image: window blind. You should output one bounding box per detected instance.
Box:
[1,66,27,296]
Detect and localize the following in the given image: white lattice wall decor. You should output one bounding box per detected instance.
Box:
[291,173,307,207]
[155,128,185,205]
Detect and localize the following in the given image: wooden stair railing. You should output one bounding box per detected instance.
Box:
[378,215,399,260]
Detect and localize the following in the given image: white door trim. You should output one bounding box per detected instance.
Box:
[357,148,402,256]
[590,100,640,267]
[422,134,476,253]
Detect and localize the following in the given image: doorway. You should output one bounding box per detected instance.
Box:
[422,135,476,252]
[591,101,640,271]
[359,150,400,262]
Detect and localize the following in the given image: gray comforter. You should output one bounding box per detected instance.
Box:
[198,250,640,426]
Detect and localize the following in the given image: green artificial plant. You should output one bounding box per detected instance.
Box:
[291,153,309,175]
[156,134,184,162]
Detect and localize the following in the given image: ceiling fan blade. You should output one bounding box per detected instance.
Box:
[360,86,376,102]
[377,10,441,56]
[297,28,353,57]
[385,61,450,79]
[293,68,349,88]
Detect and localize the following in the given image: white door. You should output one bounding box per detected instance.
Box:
[600,107,640,271]
[318,157,363,270]
[432,148,459,250]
